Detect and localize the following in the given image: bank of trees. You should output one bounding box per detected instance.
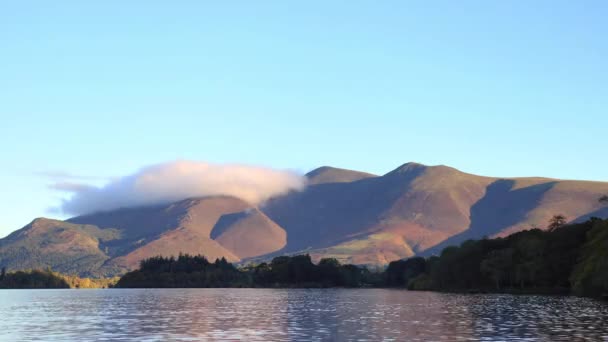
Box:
[246,254,382,287]
[398,217,608,298]
[60,274,118,288]
[116,255,247,288]
[571,219,608,297]
[383,257,426,287]
[116,253,382,288]
[0,269,70,289]
[0,268,118,289]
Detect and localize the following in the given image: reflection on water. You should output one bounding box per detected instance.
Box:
[0,289,607,341]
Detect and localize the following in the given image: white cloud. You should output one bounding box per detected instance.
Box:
[36,170,108,181]
[53,160,306,216]
[48,182,97,192]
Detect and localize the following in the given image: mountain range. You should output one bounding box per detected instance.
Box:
[1,162,607,277]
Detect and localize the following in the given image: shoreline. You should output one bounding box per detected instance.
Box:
[0,286,600,299]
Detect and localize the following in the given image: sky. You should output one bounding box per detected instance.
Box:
[0,1,607,236]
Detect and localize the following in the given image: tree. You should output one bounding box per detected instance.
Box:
[385,257,427,287]
[548,214,567,231]
[514,235,545,288]
[481,248,514,290]
[270,256,291,284]
[340,264,363,287]
[600,195,608,204]
[385,260,408,286]
[570,219,608,297]
[288,254,317,283]
[0,267,5,281]
[318,258,341,285]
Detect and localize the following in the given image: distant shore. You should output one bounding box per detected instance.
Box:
[3,217,607,300]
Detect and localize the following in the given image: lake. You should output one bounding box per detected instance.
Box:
[0,289,607,341]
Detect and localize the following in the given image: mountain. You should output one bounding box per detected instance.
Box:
[1,163,607,276]
[0,196,284,277]
[210,207,286,259]
[0,218,119,276]
[305,166,376,185]
[262,163,496,264]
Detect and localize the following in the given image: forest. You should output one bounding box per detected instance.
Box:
[403,217,608,298]
[0,269,69,289]
[115,253,383,288]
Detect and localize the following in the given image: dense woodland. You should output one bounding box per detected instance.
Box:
[116,254,382,288]
[403,217,608,298]
[0,268,117,289]
[0,269,69,289]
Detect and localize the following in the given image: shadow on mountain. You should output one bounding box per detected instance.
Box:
[422,179,557,256]
[210,211,250,240]
[263,164,427,253]
[574,207,608,223]
[67,204,181,251]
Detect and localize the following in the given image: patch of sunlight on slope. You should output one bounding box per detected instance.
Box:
[307,232,415,265]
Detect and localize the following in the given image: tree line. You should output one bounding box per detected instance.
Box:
[385,197,608,297]
[0,269,69,289]
[116,253,383,288]
[0,267,118,289]
[391,217,608,298]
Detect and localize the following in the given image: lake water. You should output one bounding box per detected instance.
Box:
[0,289,607,341]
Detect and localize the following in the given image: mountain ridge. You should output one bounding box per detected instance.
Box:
[306,166,377,185]
[1,162,607,276]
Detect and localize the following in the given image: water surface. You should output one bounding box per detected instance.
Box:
[0,289,607,341]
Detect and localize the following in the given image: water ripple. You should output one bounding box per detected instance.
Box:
[0,289,607,341]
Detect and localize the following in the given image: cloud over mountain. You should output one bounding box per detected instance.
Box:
[53,161,306,215]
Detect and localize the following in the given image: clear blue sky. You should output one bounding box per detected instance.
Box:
[1,1,607,236]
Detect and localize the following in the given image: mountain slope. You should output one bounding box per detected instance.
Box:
[0,196,288,276]
[82,196,254,271]
[262,163,496,263]
[211,208,287,259]
[262,163,608,264]
[1,162,607,275]
[0,218,119,276]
